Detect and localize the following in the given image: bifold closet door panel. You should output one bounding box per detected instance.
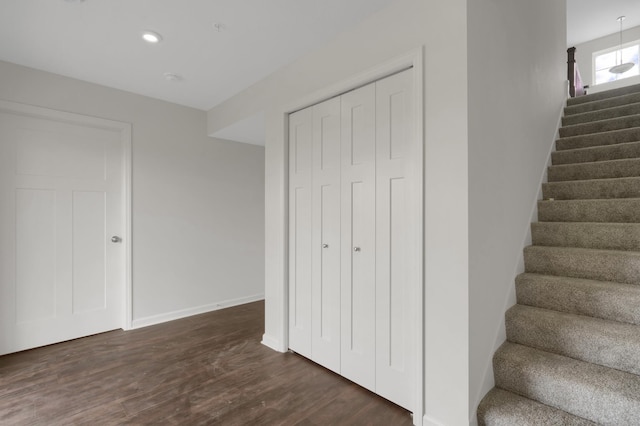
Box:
[374,68,415,410]
[288,108,313,358]
[311,97,342,373]
[340,83,377,392]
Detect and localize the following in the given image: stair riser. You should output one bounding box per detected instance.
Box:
[552,141,640,165]
[565,92,640,116]
[531,222,640,251]
[506,305,640,376]
[548,159,640,182]
[542,178,640,200]
[524,246,640,285]
[516,274,640,325]
[537,199,640,223]
[567,83,640,106]
[562,103,640,126]
[494,343,640,425]
[559,115,640,138]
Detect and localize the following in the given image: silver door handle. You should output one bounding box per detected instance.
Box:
[353,247,361,252]
[111,236,122,243]
[322,244,329,248]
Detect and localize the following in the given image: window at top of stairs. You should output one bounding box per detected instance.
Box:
[593,40,640,85]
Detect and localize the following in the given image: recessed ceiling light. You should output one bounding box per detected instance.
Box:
[142,31,162,43]
[163,73,183,82]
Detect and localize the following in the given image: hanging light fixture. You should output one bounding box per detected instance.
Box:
[609,16,635,74]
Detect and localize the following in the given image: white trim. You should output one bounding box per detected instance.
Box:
[0,99,133,333]
[411,46,425,426]
[122,124,133,330]
[132,293,265,329]
[261,333,285,352]
[423,414,447,426]
[276,47,425,423]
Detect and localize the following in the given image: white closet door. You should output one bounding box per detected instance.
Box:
[340,83,377,391]
[374,68,415,410]
[311,98,342,372]
[288,108,313,358]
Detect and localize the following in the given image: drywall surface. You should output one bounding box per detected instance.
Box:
[209,0,469,424]
[574,25,640,93]
[467,0,567,422]
[0,60,265,325]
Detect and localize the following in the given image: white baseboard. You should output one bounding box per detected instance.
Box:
[131,293,264,329]
[423,414,446,426]
[261,333,286,352]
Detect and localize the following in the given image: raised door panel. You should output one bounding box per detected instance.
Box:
[340,83,376,392]
[311,98,342,373]
[374,68,415,410]
[288,108,313,358]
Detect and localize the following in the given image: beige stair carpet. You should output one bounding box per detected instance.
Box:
[478,83,640,425]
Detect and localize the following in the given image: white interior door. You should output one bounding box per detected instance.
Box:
[340,83,377,392]
[288,107,313,358]
[374,68,415,410]
[311,97,341,373]
[0,106,127,355]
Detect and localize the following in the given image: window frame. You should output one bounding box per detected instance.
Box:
[592,39,640,86]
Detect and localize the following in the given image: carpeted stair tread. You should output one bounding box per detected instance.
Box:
[506,304,640,375]
[565,92,640,116]
[531,221,640,251]
[523,245,640,285]
[548,158,640,182]
[556,127,640,151]
[542,176,640,200]
[516,273,640,325]
[477,388,595,426]
[562,102,640,126]
[552,140,640,164]
[493,342,640,425]
[559,115,640,138]
[537,198,640,223]
[566,83,640,106]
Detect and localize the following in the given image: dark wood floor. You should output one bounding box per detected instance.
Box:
[0,301,412,425]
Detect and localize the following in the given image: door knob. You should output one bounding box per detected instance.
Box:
[322,244,329,248]
[353,247,361,252]
[111,236,122,243]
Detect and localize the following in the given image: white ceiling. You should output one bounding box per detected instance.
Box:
[0,0,393,111]
[567,0,640,46]
[1,1,638,145]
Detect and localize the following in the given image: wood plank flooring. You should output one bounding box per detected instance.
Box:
[0,301,413,425]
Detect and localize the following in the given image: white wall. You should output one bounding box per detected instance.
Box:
[0,60,265,326]
[467,0,567,423]
[574,25,640,93]
[208,0,469,424]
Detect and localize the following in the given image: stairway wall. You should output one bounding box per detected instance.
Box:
[467,1,567,423]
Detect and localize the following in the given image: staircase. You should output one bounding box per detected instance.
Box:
[477,83,640,425]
